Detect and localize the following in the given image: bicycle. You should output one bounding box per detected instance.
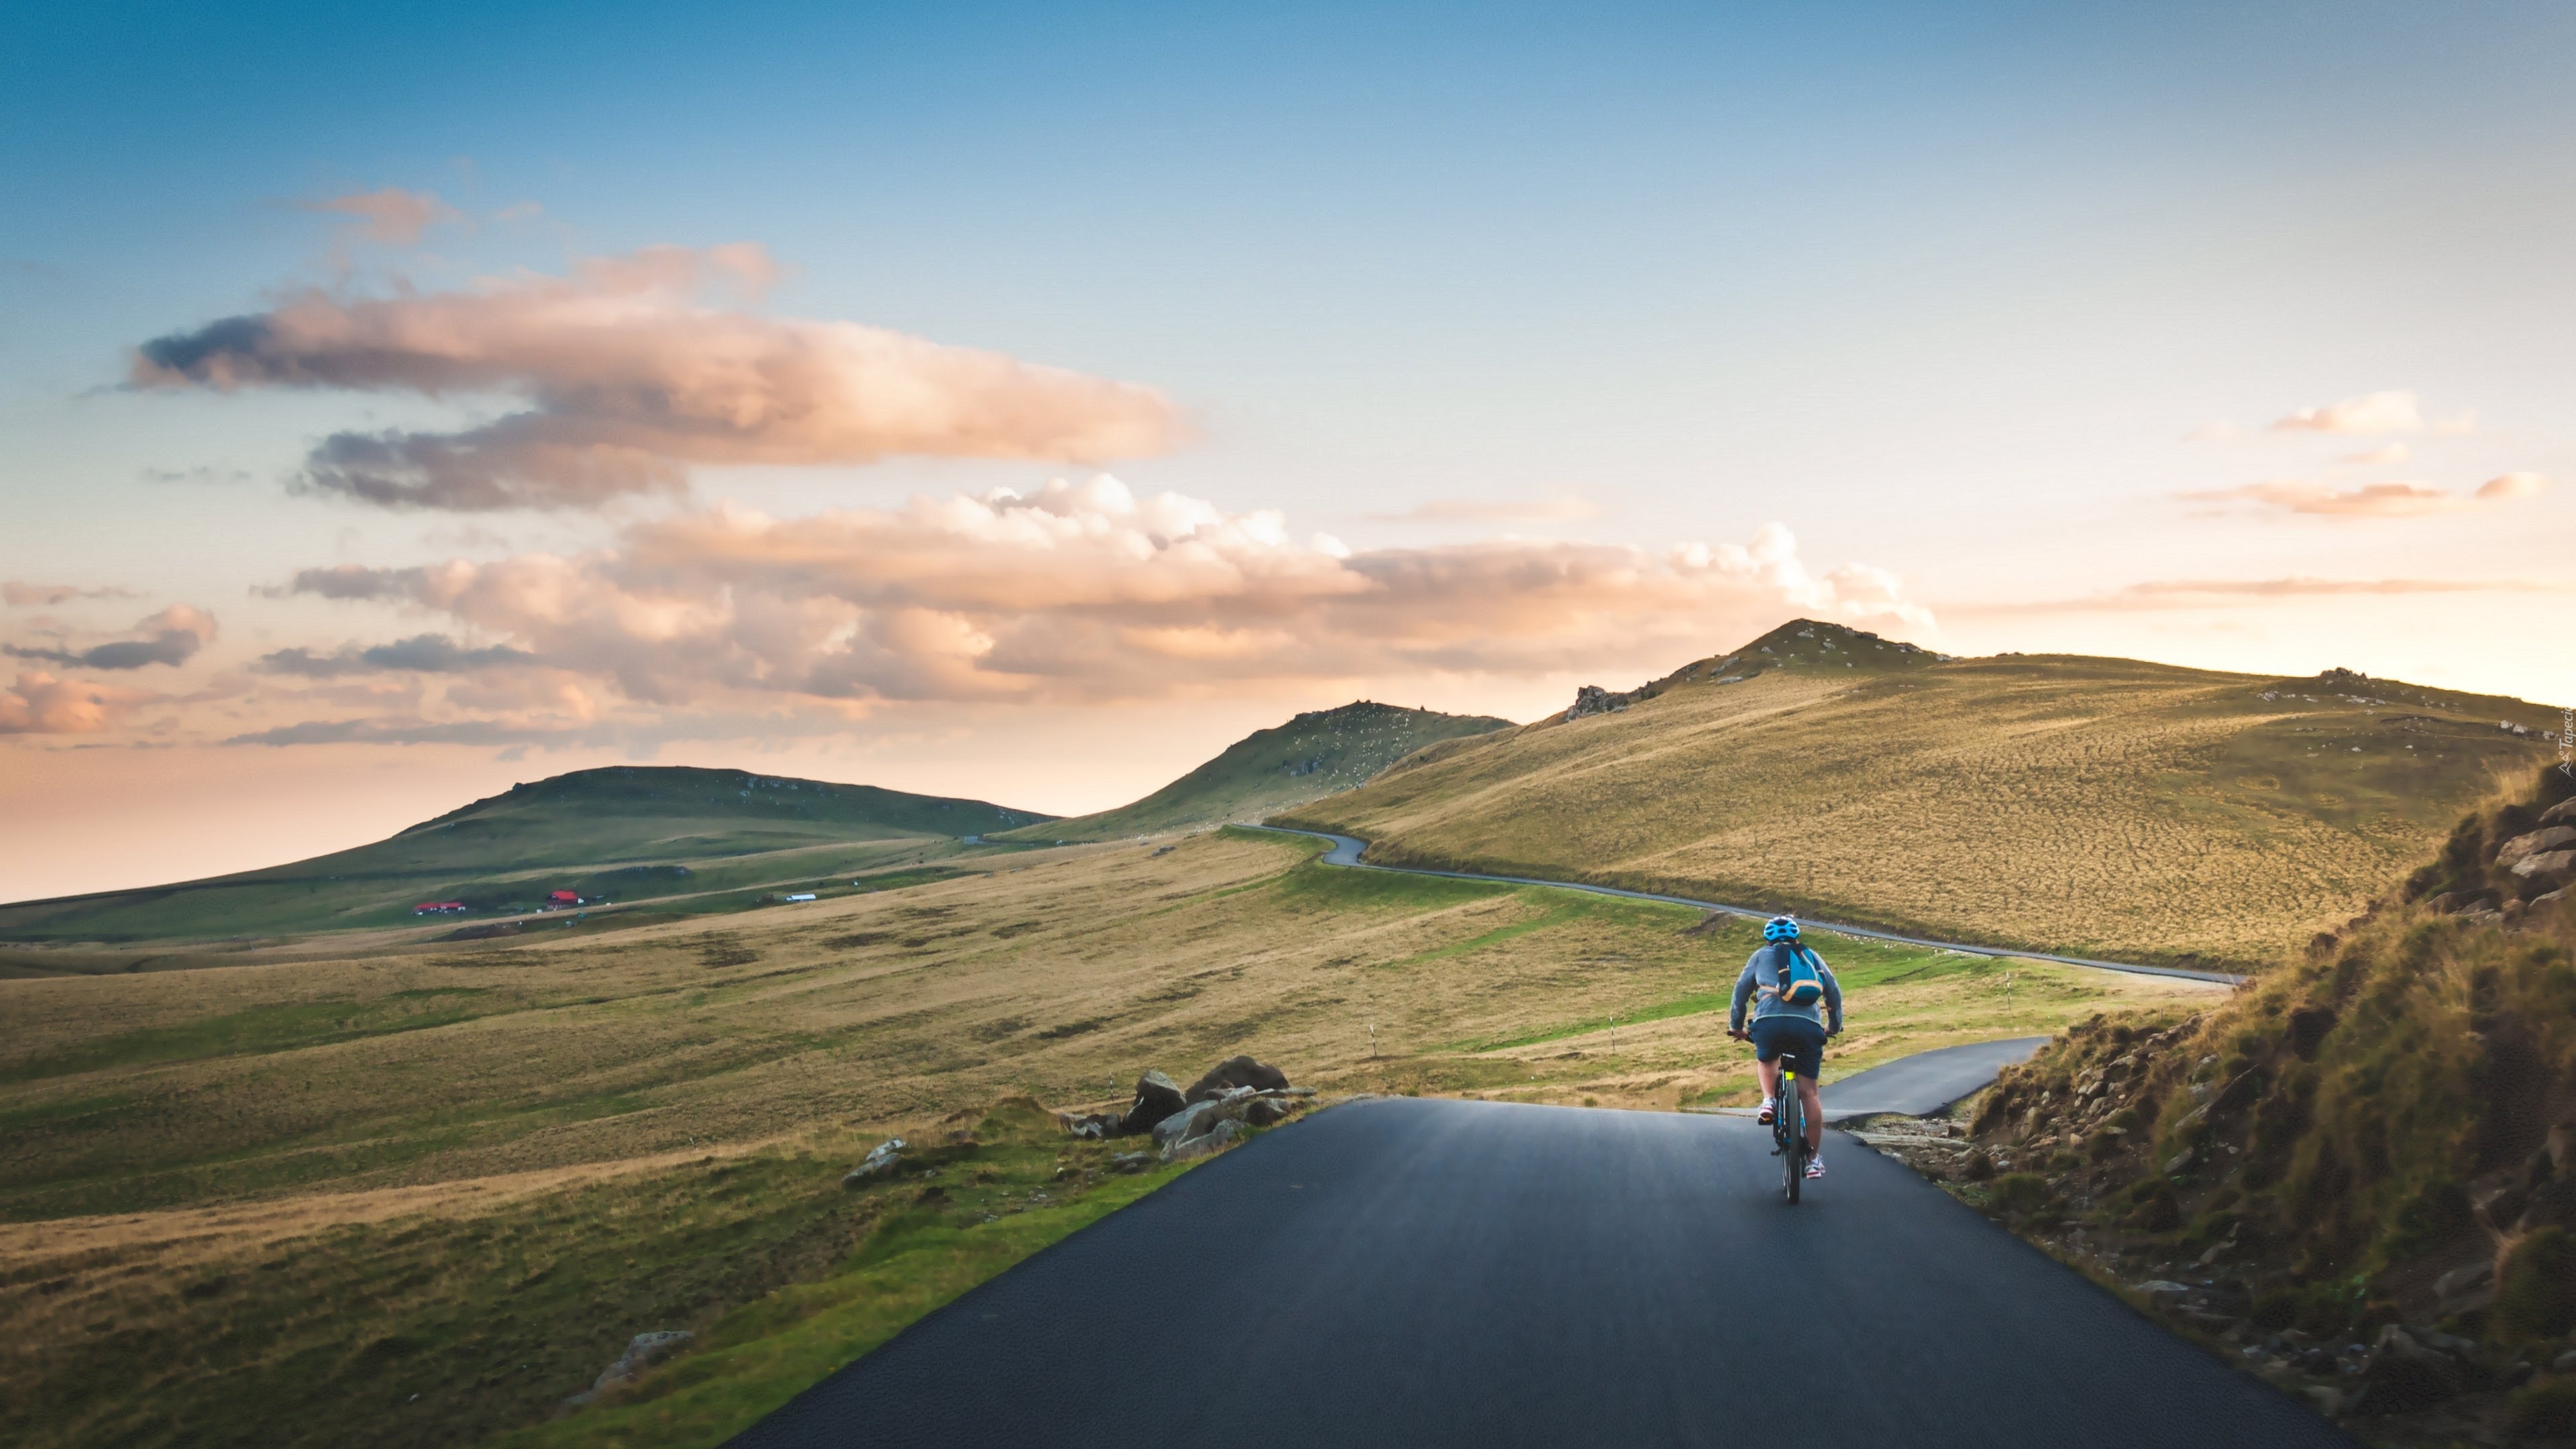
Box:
[1729,1028,1812,1204]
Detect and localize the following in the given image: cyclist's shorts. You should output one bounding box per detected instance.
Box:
[1749,1016,1827,1077]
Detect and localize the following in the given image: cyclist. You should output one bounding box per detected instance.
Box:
[1727,915,1843,1179]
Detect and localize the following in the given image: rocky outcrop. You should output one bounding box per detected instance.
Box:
[1564,686,1624,721]
[1067,1059,1311,1155]
[841,1138,905,1185]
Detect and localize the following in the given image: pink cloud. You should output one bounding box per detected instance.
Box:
[270,478,1933,715]
[2178,476,2547,519]
[0,671,160,733]
[2269,390,2422,435]
[131,246,1186,511]
[2476,471,2549,501]
[296,186,464,245]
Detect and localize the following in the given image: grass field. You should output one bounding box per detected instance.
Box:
[0,765,1049,945]
[0,826,2216,1448]
[994,699,1510,843]
[1278,620,2561,969]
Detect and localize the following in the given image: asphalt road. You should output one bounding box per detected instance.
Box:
[1819,1036,2050,1120]
[1250,826,2244,985]
[730,1098,2348,1448]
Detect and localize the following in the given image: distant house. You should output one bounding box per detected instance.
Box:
[546,890,580,908]
[412,901,467,916]
[784,892,817,902]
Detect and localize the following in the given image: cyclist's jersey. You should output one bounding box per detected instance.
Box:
[1727,943,1843,1034]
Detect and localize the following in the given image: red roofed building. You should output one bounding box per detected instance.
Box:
[548,890,580,906]
[413,901,467,915]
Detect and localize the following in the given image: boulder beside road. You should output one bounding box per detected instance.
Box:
[1185,1055,1291,1103]
[1117,1071,1189,1136]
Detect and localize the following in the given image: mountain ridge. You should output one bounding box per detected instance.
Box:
[1277,619,2563,967]
[997,700,1513,843]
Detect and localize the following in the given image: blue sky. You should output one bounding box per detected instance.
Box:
[4,1,2573,896]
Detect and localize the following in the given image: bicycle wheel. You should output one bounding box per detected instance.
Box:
[1780,1078,1804,1204]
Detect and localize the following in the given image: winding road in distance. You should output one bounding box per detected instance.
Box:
[1249,825,2247,985]
[731,1097,2348,1448]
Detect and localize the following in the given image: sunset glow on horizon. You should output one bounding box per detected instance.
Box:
[5,2,2573,901]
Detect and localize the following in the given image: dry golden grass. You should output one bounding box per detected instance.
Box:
[0,825,2225,1448]
[1281,649,2558,968]
[0,828,2226,1223]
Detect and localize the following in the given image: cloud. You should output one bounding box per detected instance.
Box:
[259,633,539,678]
[1368,497,1600,524]
[261,476,1931,720]
[131,246,1185,510]
[296,186,464,246]
[2270,390,2422,435]
[2334,443,2409,466]
[0,671,160,733]
[4,582,138,606]
[1949,576,2567,615]
[2476,471,2548,501]
[2179,476,2548,519]
[141,466,254,486]
[225,716,579,748]
[4,605,217,669]
[261,564,434,600]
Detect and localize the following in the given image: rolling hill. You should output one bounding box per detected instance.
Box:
[0,766,1051,945]
[1276,619,2564,968]
[996,700,1513,843]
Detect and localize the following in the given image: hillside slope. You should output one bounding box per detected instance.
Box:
[998,700,1511,842]
[1277,619,2561,967]
[0,766,1050,943]
[1952,767,2576,1441]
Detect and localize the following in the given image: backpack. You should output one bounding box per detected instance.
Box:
[1772,941,1825,1008]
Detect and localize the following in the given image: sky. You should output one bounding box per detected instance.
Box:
[4,0,2573,902]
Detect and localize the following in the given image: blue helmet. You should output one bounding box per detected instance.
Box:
[1763,915,1800,942]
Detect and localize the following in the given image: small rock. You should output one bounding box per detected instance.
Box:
[2139,1280,2194,1305]
[1184,1055,1291,1104]
[1163,1117,1244,1163]
[2357,1325,2463,1413]
[2434,1260,2496,1317]
[2498,826,2576,868]
[1109,1151,1150,1174]
[2512,850,2576,883]
[2552,1349,2576,1375]
[2298,1385,2341,1417]
[1244,1096,1297,1128]
[1118,1071,1188,1136]
[1152,1099,1224,1148]
[584,1330,692,1397]
[842,1138,905,1186]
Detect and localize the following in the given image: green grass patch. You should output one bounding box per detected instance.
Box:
[1,991,498,1084]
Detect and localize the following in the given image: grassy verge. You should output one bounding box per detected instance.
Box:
[0,1099,1200,1449]
[493,1102,1192,1449]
